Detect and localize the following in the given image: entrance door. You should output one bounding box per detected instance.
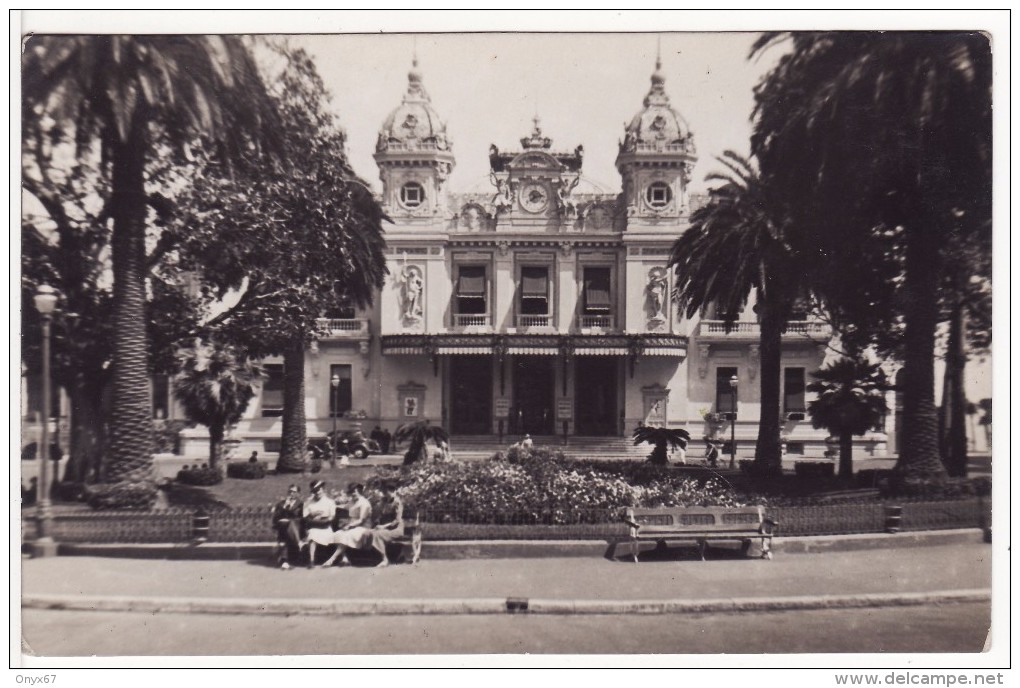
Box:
[449,356,493,435]
[512,357,555,435]
[574,357,619,435]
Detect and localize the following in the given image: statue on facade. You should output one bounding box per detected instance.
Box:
[647,267,668,326]
[401,265,424,322]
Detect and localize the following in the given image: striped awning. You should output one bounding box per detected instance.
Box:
[643,347,686,357]
[436,346,493,355]
[385,346,426,355]
[575,347,628,356]
[508,346,559,355]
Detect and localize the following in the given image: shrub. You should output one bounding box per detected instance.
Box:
[226,461,268,480]
[855,469,893,489]
[85,480,158,510]
[794,462,835,480]
[177,465,224,486]
[883,475,987,500]
[738,460,754,475]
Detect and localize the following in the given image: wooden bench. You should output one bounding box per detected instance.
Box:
[622,506,777,561]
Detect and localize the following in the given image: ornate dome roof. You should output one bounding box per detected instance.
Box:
[376,58,451,153]
[621,56,694,153]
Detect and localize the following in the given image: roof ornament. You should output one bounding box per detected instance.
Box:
[521,113,552,150]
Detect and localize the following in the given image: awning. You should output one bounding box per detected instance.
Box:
[643,347,687,357]
[521,269,548,296]
[508,346,559,355]
[457,268,486,296]
[436,346,493,355]
[575,347,628,355]
[385,346,426,355]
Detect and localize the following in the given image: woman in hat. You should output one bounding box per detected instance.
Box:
[370,481,404,567]
[301,480,337,567]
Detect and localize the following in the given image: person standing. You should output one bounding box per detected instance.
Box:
[272,484,304,570]
[705,440,720,468]
[380,428,392,454]
[521,434,534,450]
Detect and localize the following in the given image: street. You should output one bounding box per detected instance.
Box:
[22,602,990,656]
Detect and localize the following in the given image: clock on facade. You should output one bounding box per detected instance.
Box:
[520,183,549,213]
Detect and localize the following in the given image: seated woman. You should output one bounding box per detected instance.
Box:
[301,480,338,567]
[320,483,374,567]
[370,481,404,568]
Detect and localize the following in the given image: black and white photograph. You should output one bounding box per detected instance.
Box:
[12,9,1007,679]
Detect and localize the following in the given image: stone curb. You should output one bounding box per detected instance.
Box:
[50,528,986,561]
[22,589,990,617]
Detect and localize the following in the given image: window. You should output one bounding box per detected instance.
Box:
[645,182,672,208]
[261,364,284,417]
[716,367,738,415]
[784,368,806,413]
[326,296,356,320]
[456,265,488,315]
[520,266,550,315]
[400,182,425,208]
[329,365,353,417]
[152,375,170,420]
[583,267,612,314]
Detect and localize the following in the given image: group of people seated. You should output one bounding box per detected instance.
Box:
[272,479,404,570]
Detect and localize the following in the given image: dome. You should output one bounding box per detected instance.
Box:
[376,58,451,153]
[621,57,694,152]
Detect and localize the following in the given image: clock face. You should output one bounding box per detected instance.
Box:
[520,183,549,213]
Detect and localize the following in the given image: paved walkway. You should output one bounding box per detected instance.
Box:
[21,538,991,616]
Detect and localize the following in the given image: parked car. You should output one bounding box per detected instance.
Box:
[319,430,380,460]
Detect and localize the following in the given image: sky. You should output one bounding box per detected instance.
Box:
[293,32,775,195]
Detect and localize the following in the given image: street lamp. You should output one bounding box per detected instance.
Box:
[330,374,340,468]
[729,374,739,470]
[33,284,59,557]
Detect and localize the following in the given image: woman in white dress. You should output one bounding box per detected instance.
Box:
[302,480,338,567]
[320,483,374,567]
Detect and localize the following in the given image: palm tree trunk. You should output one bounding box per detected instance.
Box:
[755,303,784,475]
[276,340,307,473]
[838,431,854,481]
[941,300,968,477]
[208,422,225,469]
[62,374,106,484]
[105,117,155,485]
[894,226,948,485]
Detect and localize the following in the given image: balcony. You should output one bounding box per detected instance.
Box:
[697,320,832,343]
[515,314,555,332]
[316,318,370,339]
[578,314,615,333]
[453,313,493,333]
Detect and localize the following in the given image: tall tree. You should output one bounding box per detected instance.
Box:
[172,339,261,467]
[751,32,991,486]
[175,45,388,473]
[807,358,889,480]
[669,152,804,477]
[23,36,280,494]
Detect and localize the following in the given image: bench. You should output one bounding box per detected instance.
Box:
[622,506,777,562]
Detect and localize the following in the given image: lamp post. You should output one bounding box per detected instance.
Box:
[729,374,738,470]
[33,285,59,557]
[330,374,340,468]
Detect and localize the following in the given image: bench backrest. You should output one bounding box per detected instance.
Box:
[626,506,765,534]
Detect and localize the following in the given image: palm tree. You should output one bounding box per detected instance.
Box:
[395,420,450,466]
[632,425,691,466]
[22,36,280,490]
[669,151,801,477]
[807,358,889,480]
[172,340,261,468]
[751,33,990,486]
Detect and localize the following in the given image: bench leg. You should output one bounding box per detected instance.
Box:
[411,530,422,565]
[698,540,707,561]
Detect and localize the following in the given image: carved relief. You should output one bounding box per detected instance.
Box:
[698,344,711,379]
[559,241,573,257]
[748,344,760,380]
[459,203,489,232]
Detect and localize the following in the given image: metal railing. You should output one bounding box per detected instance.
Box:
[20,497,990,544]
[700,320,832,338]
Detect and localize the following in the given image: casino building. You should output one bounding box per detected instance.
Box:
[178,57,890,461]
